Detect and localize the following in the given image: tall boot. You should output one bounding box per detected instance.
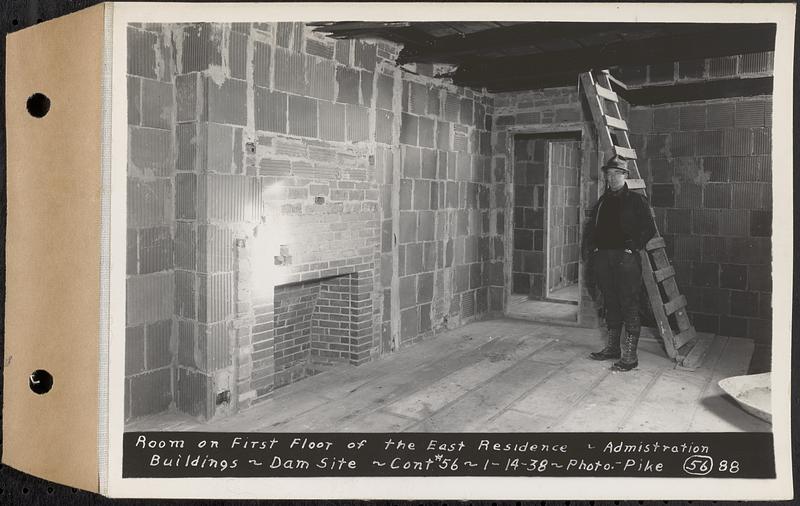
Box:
[611,331,639,371]
[589,327,621,360]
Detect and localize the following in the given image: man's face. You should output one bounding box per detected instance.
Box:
[605,168,627,190]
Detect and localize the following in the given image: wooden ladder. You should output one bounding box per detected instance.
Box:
[579,69,712,368]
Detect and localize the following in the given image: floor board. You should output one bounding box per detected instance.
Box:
[127,318,771,433]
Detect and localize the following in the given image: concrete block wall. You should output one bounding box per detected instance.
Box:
[391,66,500,347]
[126,24,176,420]
[627,96,772,344]
[492,87,603,327]
[547,141,581,292]
[511,136,548,298]
[613,51,774,88]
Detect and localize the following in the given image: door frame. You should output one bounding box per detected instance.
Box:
[504,125,586,325]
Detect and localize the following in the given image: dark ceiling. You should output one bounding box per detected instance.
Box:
[310,22,776,93]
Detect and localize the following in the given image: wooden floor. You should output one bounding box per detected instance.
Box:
[507,294,577,323]
[127,318,770,433]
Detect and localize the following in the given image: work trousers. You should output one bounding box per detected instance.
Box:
[593,249,642,336]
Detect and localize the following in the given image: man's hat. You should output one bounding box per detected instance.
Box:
[602,155,629,173]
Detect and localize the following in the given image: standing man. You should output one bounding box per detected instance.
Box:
[584,156,656,371]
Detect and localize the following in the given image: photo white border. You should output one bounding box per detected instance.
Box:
[106,2,795,499]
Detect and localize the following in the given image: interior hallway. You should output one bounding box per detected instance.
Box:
[127,318,770,433]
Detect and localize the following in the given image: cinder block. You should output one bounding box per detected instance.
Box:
[254,41,272,87]
[360,70,374,106]
[139,226,173,274]
[709,56,737,78]
[414,180,431,211]
[206,123,234,173]
[400,113,419,145]
[306,38,335,59]
[128,179,172,227]
[127,27,158,79]
[741,52,770,74]
[145,319,172,370]
[399,275,416,309]
[336,65,360,104]
[176,368,214,419]
[692,210,719,235]
[418,210,435,241]
[229,31,248,80]
[275,48,307,95]
[175,73,199,123]
[130,368,173,418]
[126,273,174,325]
[335,39,350,65]
[308,57,336,101]
[176,123,199,172]
[175,173,197,220]
[418,118,435,149]
[428,86,441,116]
[679,105,706,131]
[182,24,221,74]
[399,211,416,243]
[376,109,393,145]
[703,183,730,209]
[723,129,753,156]
[126,325,145,376]
[376,73,394,110]
[666,208,691,234]
[255,86,287,133]
[706,103,735,129]
[419,303,432,333]
[730,290,759,318]
[207,78,247,126]
[128,76,141,126]
[720,264,747,290]
[400,306,419,341]
[402,146,421,177]
[346,104,369,142]
[750,210,771,237]
[174,222,196,270]
[316,100,346,142]
[354,41,377,70]
[748,264,771,292]
[731,183,767,209]
[697,131,723,156]
[653,107,679,132]
[130,127,173,176]
[460,98,474,126]
[288,95,318,137]
[691,262,719,288]
[175,270,196,319]
[391,179,410,212]
[405,243,424,275]
[276,22,293,48]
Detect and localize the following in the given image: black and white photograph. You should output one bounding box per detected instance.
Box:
[106,1,794,500]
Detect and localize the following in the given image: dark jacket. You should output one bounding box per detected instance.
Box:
[583,183,657,254]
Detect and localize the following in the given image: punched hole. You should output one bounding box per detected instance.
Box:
[11,19,18,26]
[29,369,53,394]
[26,93,51,118]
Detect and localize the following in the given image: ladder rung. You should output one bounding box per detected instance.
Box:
[654,265,676,283]
[646,237,666,251]
[605,115,628,131]
[604,70,628,90]
[595,84,618,102]
[674,327,697,350]
[664,295,687,316]
[626,178,647,190]
[614,146,637,159]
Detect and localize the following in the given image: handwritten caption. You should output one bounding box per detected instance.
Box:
[123,432,774,478]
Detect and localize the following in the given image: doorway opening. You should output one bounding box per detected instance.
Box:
[509,132,582,323]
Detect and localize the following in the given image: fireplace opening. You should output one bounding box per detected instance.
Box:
[272,273,355,389]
